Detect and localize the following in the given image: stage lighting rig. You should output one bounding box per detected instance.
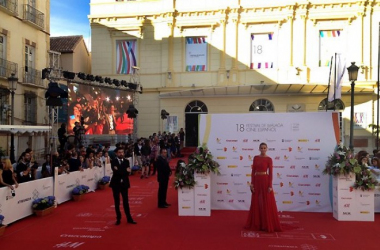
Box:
[104,77,112,84]
[113,79,121,86]
[161,109,170,119]
[78,72,87,80]
[63,71,75,79]
[45,81,68,106]
[86,74,95,81]
[95,76,104,83]
[121,80,128,87]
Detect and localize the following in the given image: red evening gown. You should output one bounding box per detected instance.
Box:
[245,155,282,232]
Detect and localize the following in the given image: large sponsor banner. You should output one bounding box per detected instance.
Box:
[185,37,207,71]
[199,112,340,212]
[0,177,54,224]
[333,175,356,221]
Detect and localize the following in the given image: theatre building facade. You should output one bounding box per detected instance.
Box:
[89,0,380,152]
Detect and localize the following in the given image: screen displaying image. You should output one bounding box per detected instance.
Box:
[67,83,134,135]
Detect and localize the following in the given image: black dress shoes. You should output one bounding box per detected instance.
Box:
[127,220,137,224]
[115,220,121,225]
[158,205,169,208]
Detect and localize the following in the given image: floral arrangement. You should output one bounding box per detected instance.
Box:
[322,145,360,176]
[174,161,196,190]
[353,167,379,191]
[72,185,90,195]
[32,196,56,210]
[187,144,220,175]
[98,176,111,185]
[0,214,4,226]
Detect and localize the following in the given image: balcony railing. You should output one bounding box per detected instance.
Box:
[23,66,43,86]
[23,4,44,30]
[0,58,18,79]
[0,0,18,16]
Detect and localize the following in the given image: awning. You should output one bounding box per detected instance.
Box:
[0,125,52,134]
[159,84,375,98]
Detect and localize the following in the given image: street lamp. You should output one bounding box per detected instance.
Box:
[7,73,18,163]
[347,62,359,151]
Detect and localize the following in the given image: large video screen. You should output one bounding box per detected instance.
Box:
[67,83,134,135]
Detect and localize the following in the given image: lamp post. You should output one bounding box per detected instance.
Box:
[347,62,359,151]
[7,73,18,163]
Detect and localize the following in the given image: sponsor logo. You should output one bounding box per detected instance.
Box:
[198,208,206,211]
[199,200,205,204]
[232,146,238,152]
[315,139,321,142]
[286,174,299,178]
[290,165,296,169]
[59,181,65,186]
[217,199,224,202]
[204,184,209,189]
[237,191,247,195]
[18,197,32,204]
[282,139,293,143]
[341,197,352,200]
[277,173,282,179]
[66,184,75,189]
[243,165,251,168]
[344,204,350,208]
[298,184,311,187]
[360,194,371,198]
[182,206,191,209]
[228,165,238,168]
[87,178,94,182]
[295,156,306,160]
[308,148,320,151]
[242,148,254,151]
[315,164,320,170]
[231,173,242,177]
[343,212,351,215]
[282,201,293,204]
[302,165,309,169]
[217,190,222,194]
[274,156,280,160]
[288,182,294,188]
[233,182,243,186]
[299,191,304,197]
[313,175,321,178]
[238,200,245,203]
[246,174,252,177]
[228,199,234,203]
[224,147,227,152]
[217,156,227,159]
[243,139,248,143]
[217,182,228,185]
[274,165,285,169]
[248,155,253,161]
[290,191,294,196]
[297,147,303,152]
[298,139,309,142]
[252,139,260,142]
[308,193,321,196]
[280,182,284,187]
[360,211,370,214]
[268,148,275,151]
[226,189,232,194]
[226,140,238,142]
[216,138,222,144]
[81,175,87,179]
[266,139,276,142]
[239,156,244,160]
[43,185,51,190]
[303,175,308,178]
[284,155,289,160]
[309,157,320,160]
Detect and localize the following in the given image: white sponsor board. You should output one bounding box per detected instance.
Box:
[178,187,195,216]
[199,112,339,212]
[355,189,374,221]
[0,177,54,224]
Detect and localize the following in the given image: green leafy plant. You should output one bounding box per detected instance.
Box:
[187,144,220,175]
[174,161,196,190]
[353,167,378,191]
[322,145,360,176]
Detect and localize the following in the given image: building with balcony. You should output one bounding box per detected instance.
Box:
[0,0,50,160]
[89,0,379,151]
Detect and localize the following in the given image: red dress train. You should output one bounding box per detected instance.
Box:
[245,156,282,232]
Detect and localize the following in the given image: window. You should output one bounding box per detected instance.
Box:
[250,33,275,69]
[319,30,343,67]
[0,35,6,78]
[0,88,9,125]
[185,100,208,113]
[24,93,37,125]
[185,37,207,72]
[249,99,274,112]
[116,40,137,74]
[24,45,36,83]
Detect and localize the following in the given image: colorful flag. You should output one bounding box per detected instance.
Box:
[328,53,346,101]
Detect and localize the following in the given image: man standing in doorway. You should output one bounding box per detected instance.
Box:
[110,147,137,225]
[156,148,172,208]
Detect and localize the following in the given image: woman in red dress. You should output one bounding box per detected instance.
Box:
[245,142,282,232]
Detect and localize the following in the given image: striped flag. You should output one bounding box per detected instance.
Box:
[328,53,346,102]
[116,40,137,74]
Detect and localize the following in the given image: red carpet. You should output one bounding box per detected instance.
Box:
[1,154,380,249]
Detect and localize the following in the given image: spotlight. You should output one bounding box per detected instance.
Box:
[78,72,87,80]
[128,82,137,90]
[126,104,138,118]
[45,81,68,106]
[161,109,170,120]
[95,76,104,83]
[104,77,112,84]
[113,79,120,86]
[63,71,75,79]
[86,74,95,81]
[121,80,128,87]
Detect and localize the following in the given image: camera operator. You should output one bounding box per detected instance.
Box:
[16,152,33,183]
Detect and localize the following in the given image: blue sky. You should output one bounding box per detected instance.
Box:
[50,0,91,50]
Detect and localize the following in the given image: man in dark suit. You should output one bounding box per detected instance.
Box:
[156,148,172,208]
[110,147,137,225]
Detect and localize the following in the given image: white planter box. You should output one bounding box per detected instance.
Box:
[355,189,374,221]
[332,174,356,221]
[194,172,211,216]
[178,187,195,216]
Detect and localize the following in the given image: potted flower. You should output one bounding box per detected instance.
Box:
[72,185,90,201]
[353,167,379,191]
[187,144,220,175]
[322,145,360,176]
[0,214,5,236]
[32,196,56,217]
[174,161,196,190]
[98,176,111,190]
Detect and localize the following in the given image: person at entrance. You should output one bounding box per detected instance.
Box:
[110,147,137,225]
[245,142,282,232]
[156,148,172,208]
